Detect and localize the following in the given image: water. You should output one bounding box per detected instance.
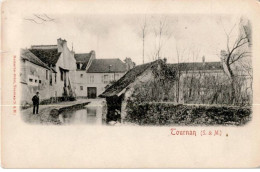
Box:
[59,99,106,125]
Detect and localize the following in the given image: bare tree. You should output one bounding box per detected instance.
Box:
[140,16,148,64]
[152,16,172,60]
[175,44,187,103]
[24,14,55,24]
[175,45,181,103]
[221,18,251,104]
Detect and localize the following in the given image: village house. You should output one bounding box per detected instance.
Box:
[20,38,77,106]
[20,37,136,106]
[169,58,228,104]
[86,58,132,98]
[74,50,96,98]
[20,49,52,106]
[76,57,130,98]
[99,59,176,122]
[73,47,135,98]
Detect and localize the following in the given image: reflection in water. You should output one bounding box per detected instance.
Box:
[59,103,104,125]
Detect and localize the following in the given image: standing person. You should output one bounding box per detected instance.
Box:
[32,92,40,114]
[115,109,121,123]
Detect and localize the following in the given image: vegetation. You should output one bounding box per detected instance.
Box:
[125,103,251,126]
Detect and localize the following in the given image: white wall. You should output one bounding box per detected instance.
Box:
[20,60,52,105]
[75,72,125,98]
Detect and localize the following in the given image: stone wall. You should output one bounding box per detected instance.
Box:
[20,60,52,106]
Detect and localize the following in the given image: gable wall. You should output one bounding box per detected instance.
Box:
[20,60,52,105]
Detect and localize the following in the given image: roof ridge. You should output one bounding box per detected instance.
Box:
[100,60,161,97]
[75,53,91,55]
[87,58,127,73]
[94,58,121,60]
[30,48,58,50]
[174,61,221,64]
[31,45,57,46]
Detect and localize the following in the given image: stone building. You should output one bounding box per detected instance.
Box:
[20,38,77,106]
[74,50,96,98]
[99,59,176,122]
[74,52,133,98]
[169,59,228,104]
[20,37,135,106]
[85,58,128,98]
[20,49,52,106]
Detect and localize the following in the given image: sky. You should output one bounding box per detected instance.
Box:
[21,14,241,65]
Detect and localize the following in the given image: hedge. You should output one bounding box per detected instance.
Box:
[125,103,251,126]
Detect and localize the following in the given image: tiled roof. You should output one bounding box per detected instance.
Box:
[99,60,161,98]
[168,62,223,71]
[29,48,61,66]
[75,53,92,70]
[20,49,50,70]
[75,53,91,62]
[31,45,58,49]
[87,59,127,73]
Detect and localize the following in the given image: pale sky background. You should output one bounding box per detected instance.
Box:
[21,14,241,65]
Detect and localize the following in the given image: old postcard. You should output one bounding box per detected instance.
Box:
[1,0,260,168]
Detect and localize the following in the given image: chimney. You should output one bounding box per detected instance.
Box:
[57,38,67,52]
[109,65,112,72]
[202,56,205,65]
[90,50,96,59]
[71,42,75,56]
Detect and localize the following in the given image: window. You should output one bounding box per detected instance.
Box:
[46,70,48,80]
[77,63,80,70]
[110,75,114,81]
[55,73,57,83]
[103,75,109,84]
[80,74,83,78]
[28,75,39,86]
[80,86,83,90]
[50,73,52,86]
[39,80,42,84]
[89,75,94,83]
[115,74,120,80]
[60,70,63,81]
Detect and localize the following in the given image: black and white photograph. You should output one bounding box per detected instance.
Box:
[20,14,252,126]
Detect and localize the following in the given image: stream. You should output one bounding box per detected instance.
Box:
[59,99,106,125]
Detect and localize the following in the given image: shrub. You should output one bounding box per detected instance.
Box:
[125,103,251,126]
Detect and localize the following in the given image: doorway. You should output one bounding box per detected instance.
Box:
[87,87,97,98]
